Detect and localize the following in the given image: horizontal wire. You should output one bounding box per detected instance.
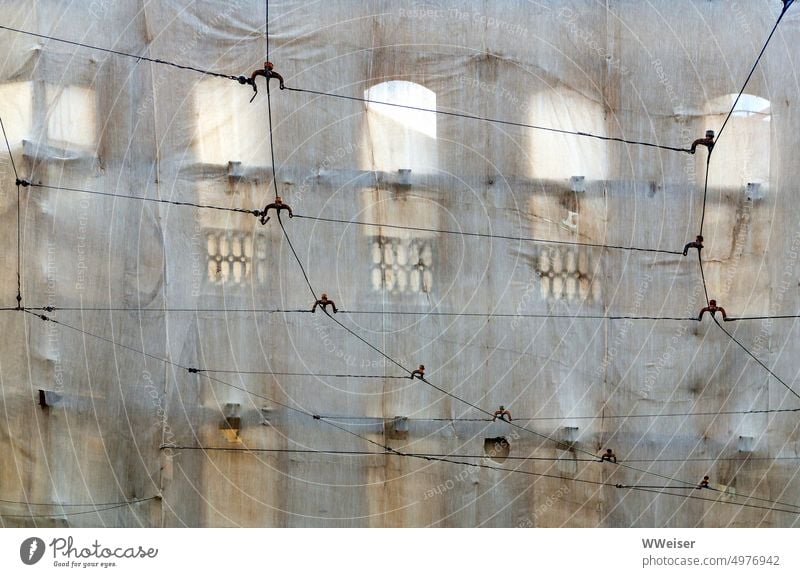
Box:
[620,485,800,517]
[0,497,157,519]
[38,179,669,268]
[617,485,701,490]
[29,181,686,259]
[0,24,694,156]
[539,455,800,463]
[725,315,800,322]
[23,310,373,382]
[0,496,154,507]
[27,182,258,216]
[293,214,684,255]
[17,178,791,334]
[197,369,409,379]
[23,310,411,400]
[23,306,697,321]
[283,86,693,154]
[170,431,800,514]
[317,405,800,422]
[14,312,800,417]
[166,446,800,463]
[24,310,186,371]
[0,24,239,81]
[342,311,696,321]
[619,482,800,514]
[28,306,310,313]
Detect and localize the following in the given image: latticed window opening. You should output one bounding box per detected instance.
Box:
[206,230,268,285]
[371,236,434,294]
[534,247,600,302]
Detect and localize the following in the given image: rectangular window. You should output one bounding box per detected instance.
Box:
[363,81,437,173]
[46,85,96,148]
[0,81,33,145]
[194,79,270,166]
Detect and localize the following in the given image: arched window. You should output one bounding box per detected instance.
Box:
[704,93,770,188]
[362,81,437,173]
[529,87,607,181]
[361,82,439,296]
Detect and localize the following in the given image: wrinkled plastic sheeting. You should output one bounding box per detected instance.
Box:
[1,0,800,527]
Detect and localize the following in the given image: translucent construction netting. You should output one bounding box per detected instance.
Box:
[1,0,800,527]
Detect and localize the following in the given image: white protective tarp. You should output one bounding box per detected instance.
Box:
[1,0,799,527]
